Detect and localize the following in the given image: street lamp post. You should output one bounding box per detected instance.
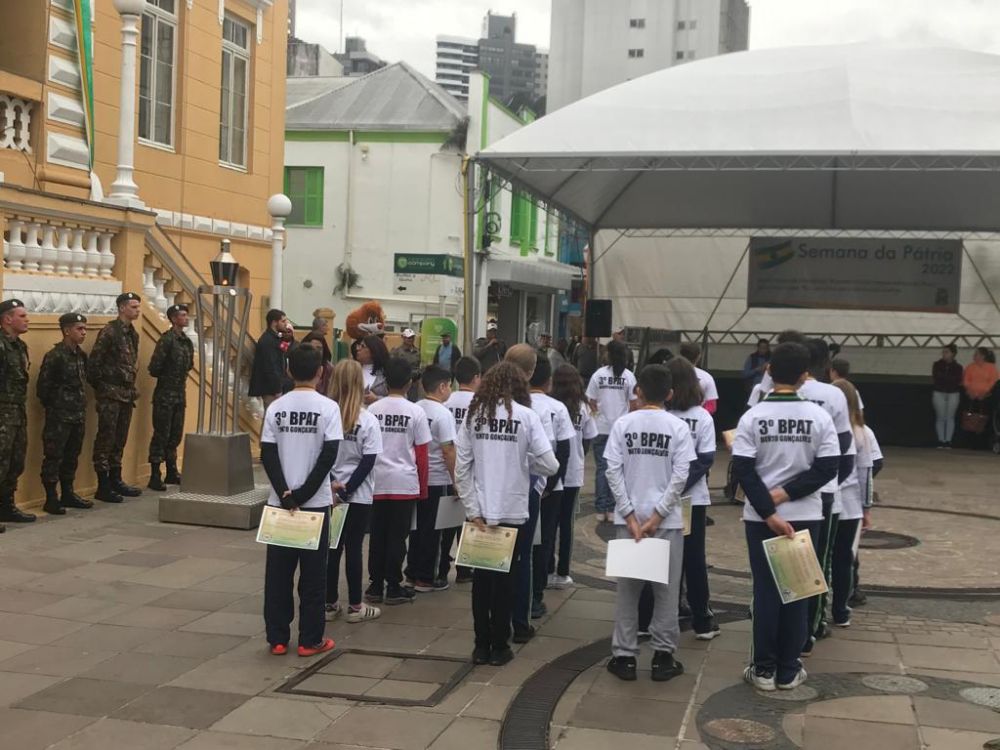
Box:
[267,194,292,310]
[108,0,146,207]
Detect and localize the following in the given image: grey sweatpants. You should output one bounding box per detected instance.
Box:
[612,526,684,658]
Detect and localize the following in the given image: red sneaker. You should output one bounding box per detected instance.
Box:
[297,638,335,657]
[270,643,288,656]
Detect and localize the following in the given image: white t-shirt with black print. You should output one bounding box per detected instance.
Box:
[369,396,432,496]
[262,390,344,509]
[530,392,576,494]
[445,389,475,432]
[840,425,882,520]
[332,409,383,505]
[585,366,638,434]
[565,403,598,489]
[797,378,856,500]
[668,405,716,506]
[418,398,457,487]
[695,366,719,404]
[733,394,840,523]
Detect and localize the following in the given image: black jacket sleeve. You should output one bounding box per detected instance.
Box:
[252,334,285,396]
[289,440,340,507]
[260,443,291,507]
[337,453,378,502]
[837,431,855,485]
[731,456,776,519]
[544,439,571,494]
[782,456,840,500]
[683,451,716,494]
[871,458,884,478]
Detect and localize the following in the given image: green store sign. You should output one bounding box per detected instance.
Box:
[394,254,464,277]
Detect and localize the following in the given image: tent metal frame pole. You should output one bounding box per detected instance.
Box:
[702,241,751,334]
[962,244,1000,318]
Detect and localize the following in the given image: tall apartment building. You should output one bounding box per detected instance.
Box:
[547,0,749,111]
[436,36,480,100]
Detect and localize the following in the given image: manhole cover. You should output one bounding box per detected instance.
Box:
[861,675,928,694]
[763,685,819,702]
[703,718,776,744]
[960,686,1000,709]
[859,530,920,550]
[276,648,473,707]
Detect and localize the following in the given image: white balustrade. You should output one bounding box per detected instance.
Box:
[0,94,34,154]
[83,232,101,277]
[55,228,73,275]
[39,225,57,273]
[4,219,25,271]
[153,276,168,313]
[98,233,115,277]
[142,267,157,300]
[22,223,41,271]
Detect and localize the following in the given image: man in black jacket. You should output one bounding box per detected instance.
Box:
[249,309,288,410]
[432,331,461,375]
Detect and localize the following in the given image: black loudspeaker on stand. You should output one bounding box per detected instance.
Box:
[585,299,613,338]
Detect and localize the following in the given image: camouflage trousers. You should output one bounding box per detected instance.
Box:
[93,399,133,473]
[0,410,26,496]
[148,399,185,464]
[41,416,85,484]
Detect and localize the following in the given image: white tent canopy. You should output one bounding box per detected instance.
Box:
[478,44,1000,232]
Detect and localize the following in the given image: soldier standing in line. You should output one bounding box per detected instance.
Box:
[37,313,94,515]
[87,292,143,504]
[391,328,422,401]
[147,304,194,491]
[0,299,35,527]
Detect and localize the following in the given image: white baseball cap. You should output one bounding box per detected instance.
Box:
[613,325,626,334]
[402,328,416,338]
[486,322,498,331]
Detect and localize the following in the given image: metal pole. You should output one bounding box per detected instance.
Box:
[462,157,476,352]
[233,290,252,433]
[270,218,284,310]
[219,291,234,435]
[196,290,207,432]
[210,295,220,433]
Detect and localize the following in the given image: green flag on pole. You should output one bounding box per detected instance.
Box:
[73,0,95,169]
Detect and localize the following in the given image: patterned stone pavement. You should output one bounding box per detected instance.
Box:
[0,446,996,749]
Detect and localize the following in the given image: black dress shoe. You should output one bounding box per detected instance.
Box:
[489,647,514,666]
[512,625,535,644]
[0,506,36,523]
[472,646,491,665]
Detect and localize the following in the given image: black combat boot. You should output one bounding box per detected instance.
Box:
[148,463,166,492]
[111,467,142,497]
[42,482,66,515]
[0,492,36,522]
[95,471,124,504]
[164,460,182,485]
[60,478,92,509]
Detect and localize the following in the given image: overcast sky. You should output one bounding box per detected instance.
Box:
[294,0,1000,78]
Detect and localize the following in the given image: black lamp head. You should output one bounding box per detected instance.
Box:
[211,239,239,287]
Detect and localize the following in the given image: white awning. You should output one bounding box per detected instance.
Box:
[485,255,581,292]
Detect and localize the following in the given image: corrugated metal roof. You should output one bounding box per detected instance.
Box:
[286,77,354,109]
[285,62,468,132]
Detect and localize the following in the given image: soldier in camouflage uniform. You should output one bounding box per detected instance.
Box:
[87,292,142,504]
[391,328,422,401]
[0,299,35,526]
[37,313,94,515]
[147,304,194,491]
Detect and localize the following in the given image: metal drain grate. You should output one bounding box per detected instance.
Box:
[275,648,474,707]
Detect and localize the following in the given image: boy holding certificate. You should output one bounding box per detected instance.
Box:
[731,343,840,691]
[604,365,696,683]
[261,345,343,657]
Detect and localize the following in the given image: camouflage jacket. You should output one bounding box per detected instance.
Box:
[391,344,422,375]
[86,319,139,402]
[149,328,194,404]
[0,332,29,418]
[37,342,87,421]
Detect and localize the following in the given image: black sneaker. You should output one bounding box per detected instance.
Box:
[814,622,831,640]
[801,637,815,658]
[455,570,474,584]
[472,646,491,665]
[606,656,637,682]
[530,600,547,619]
[512,625,536,644]
[848,589,868,607]
[363,585,384,604]
[694,616,722,641]
[385,585,416,605]
[489,647,514,666]
[705,514,715,527]
[432,577,450,591]
[651,651,684,682]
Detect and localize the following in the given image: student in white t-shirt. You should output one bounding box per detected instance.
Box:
[665,358,719,640]
[679,342,719,415]
[441,356,481,585]
[586,340,638,521]
[366,358,432,606]
[549,363,597,589]
[408,366,458,593]
[731,342,839,692]
[261,345,344,657]
[746,331,808,407]
[604,364,696,683]
[456,361,558,667]
[326,360,383,625]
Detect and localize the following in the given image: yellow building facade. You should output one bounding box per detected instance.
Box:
[0,0,287,510]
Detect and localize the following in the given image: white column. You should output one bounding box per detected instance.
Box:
[83,231,101,277]
[39,224,58,273]
[107,0,147,208]
[69,229,86,275]
[266,194,292,311]
[98,232,116,277]
[5,219,25,271]
[22,222,41,272]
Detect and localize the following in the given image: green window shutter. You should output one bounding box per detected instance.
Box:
[284,166,323,226]
[527,202,538,253]
[304,167,324,226]
[509,190,523,244]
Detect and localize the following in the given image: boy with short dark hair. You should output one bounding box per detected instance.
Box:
[731,342,839,690]
[604,365,695,683]
[367,358,432,605]
[441,357,481,583]
[261,345,343,657]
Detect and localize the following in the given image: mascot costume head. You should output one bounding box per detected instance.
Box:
[345,301,386,341]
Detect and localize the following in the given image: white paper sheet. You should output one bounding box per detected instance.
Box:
[605,538,671,586]
[435,495,466,530]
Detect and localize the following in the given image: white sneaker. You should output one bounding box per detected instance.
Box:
[550,575,575,590]
[743,665,776,691]
[778,667,808,690]
[346,603,382,624]
[324,603,342,622]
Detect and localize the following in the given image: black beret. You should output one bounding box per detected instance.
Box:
[116,292,141,307]
[59,313,87,327]
[0,299,24,315]
[166,304,188,320]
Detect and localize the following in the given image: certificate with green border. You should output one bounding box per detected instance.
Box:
[329,504,349,549]
[256,506,324,550]
[455,522,517,573]
[681,496,693,537]
[762,530,828,604]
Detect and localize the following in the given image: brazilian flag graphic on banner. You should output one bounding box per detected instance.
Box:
[73,0,96,169]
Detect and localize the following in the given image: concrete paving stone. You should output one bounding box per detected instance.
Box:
[33,596,135,624]
[0,588,64,613]
[831,628,896,643]
[150,590,246,611]
[293,673,381,696]
[807,637,902,665]
[422,629,474,657]
[168,656,296,695]
[132,631,246,659]
[85,581,177,605]
[18,571,102,597]
[476,656,547,687]
[315,705,453,750]
[921,726,1000,750]
[176,731,307,750]
[318,653,403,679]
[799,658,901,675]
[374,602,471,629]
[388,657,465,684]
[550,727,676,750]
[47,717,196,750]
[805,695,916,725]
[0,638,37,662]
[895,632,992,650]
[552,689,584,727]
[0,707,97,750]
[113,686,250,729]
[568,587,617,603]
[364,679,440,701]
[211,695,338,740]
[419,681,486,716]
[52,623,164,651]
[124,558,248,589]
[568,692,686,736]
[44,541,142,563]
[336,622,442,651]
[913,695,1000,733]
[900,644,1000,673]
[15,677,150,716]
[109,605,212,630]
[426,717,498,750]
[553,599,617,621]
[79,652,203,686]
[189,575,264,595]
[101,551,183,568]
[782,712,805,748]
[0,554,80,574]
[802,717,919,750]
[218,595,265,615]
[460,684,516,720]
[907,668,1000,688]
[703,630,753,653]
[0,611,90,645]
[0,645,117,677]
[533,615,611,641]
[137,538,261,563]
[512,634,585,662]
[587,668,698,702]
[180,612,264,637]
[72,562,156,583]
[0,671,64,706]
